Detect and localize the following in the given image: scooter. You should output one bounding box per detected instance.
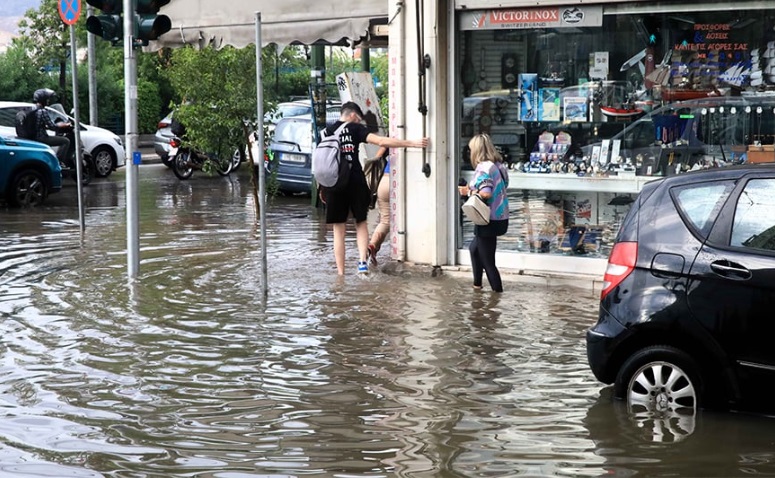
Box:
[169,136,234,180]
[54,123,95,186]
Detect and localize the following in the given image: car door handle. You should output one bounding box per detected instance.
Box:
[710,260,752,280]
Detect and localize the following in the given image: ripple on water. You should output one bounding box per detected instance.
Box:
[3,176,773,477]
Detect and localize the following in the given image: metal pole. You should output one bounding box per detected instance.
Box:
[255,12,267,297]
[86,5,98,126]
[124,0,140,279]
[69,24,85,234]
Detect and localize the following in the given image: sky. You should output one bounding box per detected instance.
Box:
[0,0,42,51]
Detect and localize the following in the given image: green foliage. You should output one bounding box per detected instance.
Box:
[137,79,162,134]
[263,46,311,102]
[3,0,393,139]
[0,43,57,102]
[165,45,258,161]
[16,0,71,96]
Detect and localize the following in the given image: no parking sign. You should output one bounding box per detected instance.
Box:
[58,0,81,25]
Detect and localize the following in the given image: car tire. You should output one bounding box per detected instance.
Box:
[92,146,116,177]
[614,345,703,413]
[8,169,48,207]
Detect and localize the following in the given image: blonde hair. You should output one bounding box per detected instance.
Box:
[468,134,502,169]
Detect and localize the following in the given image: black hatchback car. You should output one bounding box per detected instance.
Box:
[587,164,775,414]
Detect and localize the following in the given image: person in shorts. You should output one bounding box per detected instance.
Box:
[320,102,428,275]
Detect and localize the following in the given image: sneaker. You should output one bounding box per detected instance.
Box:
[367,244,378,266]
[357,261,369,274]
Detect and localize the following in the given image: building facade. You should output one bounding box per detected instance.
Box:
[389,0,775,278]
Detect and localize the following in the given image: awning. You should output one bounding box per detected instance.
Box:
[150,0,388,50]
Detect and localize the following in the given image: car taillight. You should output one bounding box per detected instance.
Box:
[158,121,170,129]
[169,138,180,147]
[600,241,637,300]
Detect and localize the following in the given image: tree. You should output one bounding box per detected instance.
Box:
[16,0,71,103]
[165,45,258,161]
[0,42,57,102]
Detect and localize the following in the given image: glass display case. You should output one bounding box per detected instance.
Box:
[456,2,775,259]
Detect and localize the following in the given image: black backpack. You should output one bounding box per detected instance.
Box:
[15,107,37,140]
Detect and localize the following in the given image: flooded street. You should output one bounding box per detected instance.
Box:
[1,164,775,477]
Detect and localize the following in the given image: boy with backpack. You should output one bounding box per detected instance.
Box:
[316,101,428,275]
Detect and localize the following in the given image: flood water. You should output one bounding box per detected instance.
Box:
[1,164,775,477]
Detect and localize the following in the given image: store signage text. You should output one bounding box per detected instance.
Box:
[460,6,602,31]
[674,23,747,53]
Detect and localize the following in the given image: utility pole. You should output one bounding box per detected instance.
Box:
[86,5,98,126]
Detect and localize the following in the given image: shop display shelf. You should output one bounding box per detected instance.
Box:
[461,171,654,194]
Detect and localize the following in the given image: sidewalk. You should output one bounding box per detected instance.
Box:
[122,133,161,164]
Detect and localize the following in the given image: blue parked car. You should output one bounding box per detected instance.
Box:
[0,135,62,207]
[269,116,317,194]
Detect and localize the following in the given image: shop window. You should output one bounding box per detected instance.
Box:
[455,3,775,258]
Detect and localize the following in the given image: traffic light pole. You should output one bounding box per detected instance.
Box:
[124,0,140,279]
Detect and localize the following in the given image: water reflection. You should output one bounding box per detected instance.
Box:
[0,165,774,476]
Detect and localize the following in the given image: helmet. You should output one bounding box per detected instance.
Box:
[33,88,57,106]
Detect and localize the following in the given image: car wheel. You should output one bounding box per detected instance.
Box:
[615,345,702,414]
[91,146,116,177]
[8,169,48,207]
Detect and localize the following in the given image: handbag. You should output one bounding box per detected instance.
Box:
[364,155,387,209]
[461,193,490,225]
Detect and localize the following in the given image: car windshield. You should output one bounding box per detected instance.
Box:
[273,120,313,151]
[280,105,311,118]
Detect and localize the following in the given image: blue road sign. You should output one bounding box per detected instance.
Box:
[59,0,81,26]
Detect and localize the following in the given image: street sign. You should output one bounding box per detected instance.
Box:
[59,0,81,25]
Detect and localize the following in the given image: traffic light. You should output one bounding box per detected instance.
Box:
[135,0,171,45]
[85,0,123,44]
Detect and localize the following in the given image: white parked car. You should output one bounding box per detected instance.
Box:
[0,101,126,178]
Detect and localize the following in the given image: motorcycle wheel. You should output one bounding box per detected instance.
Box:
[231,147,243,172]
[173,150,194,180]
[78,156,94,186]
[215,155,234,176]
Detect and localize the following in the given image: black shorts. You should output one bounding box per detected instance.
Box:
[324,173,371,224]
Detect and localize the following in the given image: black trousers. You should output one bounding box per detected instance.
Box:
[39,135,70,163]
[469,234,503,292]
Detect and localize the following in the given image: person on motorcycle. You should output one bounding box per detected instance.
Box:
[32,88,71,163]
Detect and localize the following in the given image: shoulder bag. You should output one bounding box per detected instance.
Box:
[461,193,490,225]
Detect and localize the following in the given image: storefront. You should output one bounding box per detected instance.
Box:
[428,0,775,277]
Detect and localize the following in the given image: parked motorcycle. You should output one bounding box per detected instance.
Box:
[170,136,235,180]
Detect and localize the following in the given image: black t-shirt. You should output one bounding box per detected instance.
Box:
[324,121,369,176]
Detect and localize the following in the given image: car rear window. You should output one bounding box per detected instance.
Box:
[273,120,313,151]
[731,178,775,251]
[673,181,735,238]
